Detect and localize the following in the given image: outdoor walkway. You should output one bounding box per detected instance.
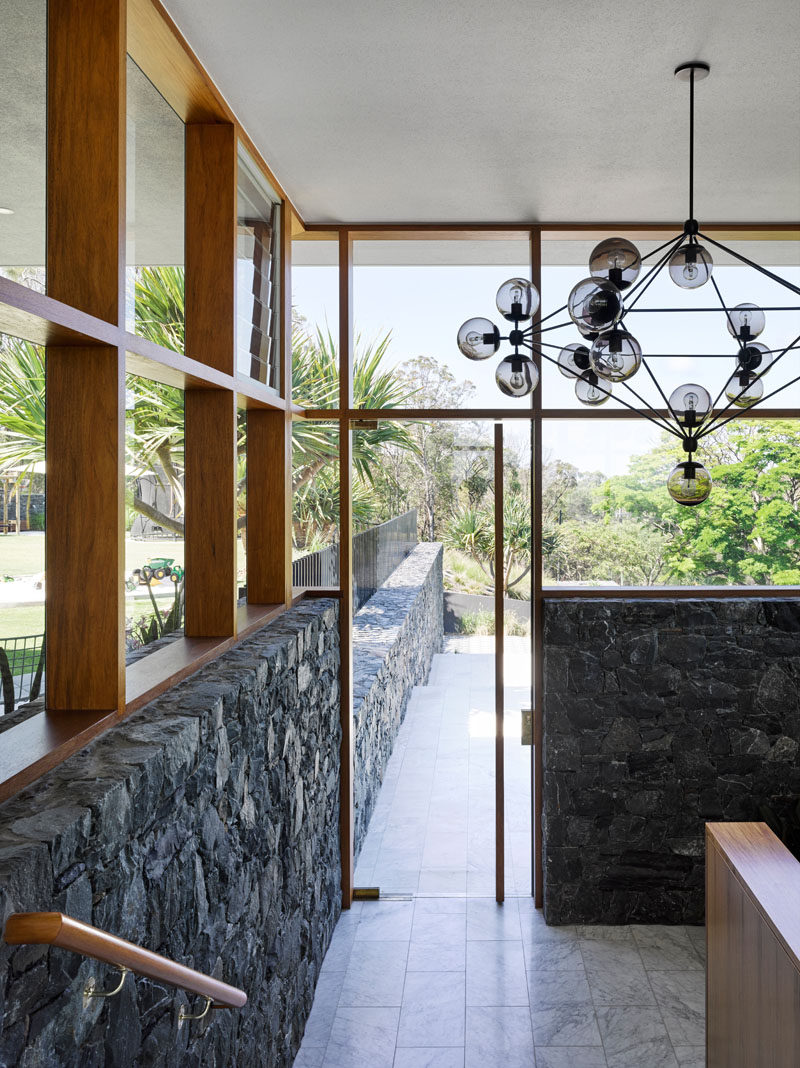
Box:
[294,639,706,1068]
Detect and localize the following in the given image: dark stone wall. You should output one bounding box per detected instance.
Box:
[352,543,443,856]
[0,599,341,1068]
[542,598,800,925]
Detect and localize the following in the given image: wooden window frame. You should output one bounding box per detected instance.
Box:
[0,0,796,917]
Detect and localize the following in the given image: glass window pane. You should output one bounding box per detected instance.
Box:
[0,0,47,293]
[353,238,532,411]
[0,333,46,713]
[237,147,281,387]
[125,376,185,655]
[541,234,800,412]
[292,236,339,408]
[126,57,185,351]
[292,422,339,587]
[542,416,800,587]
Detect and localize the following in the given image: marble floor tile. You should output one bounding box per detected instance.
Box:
[576,926,636,943]
[397,970,466,1047]
[412,909,466,945]
[414,896,467,915]
[355,901,415,942]
[583,961,656,1007]
[407,940,467,972]
[323,1006,400,1068]
[466,940,529,1006]
[527,968,594,1009]
[393,1048,465,1068]
[466,897,521,941]
[530,1006,602,1047]
[524,938,584,972]
[338,941,409,1008]
[465,1006,535,1068]
[595,1006,679,1068]
[418,868,468,893]
[673,1046,705,1067]
[301,976,343,1048]
[534,1049,607,1068]
[632,926,704,971]
[293,1046,326,1067]
[686,926,706,963]
[648,970,705,1047]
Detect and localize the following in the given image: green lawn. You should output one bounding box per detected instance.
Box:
[0,532,45,579]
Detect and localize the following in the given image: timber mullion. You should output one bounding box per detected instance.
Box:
[339,231,354,909]
[46,348,125,710]
[44,0,126,713]
[183,122,238,637]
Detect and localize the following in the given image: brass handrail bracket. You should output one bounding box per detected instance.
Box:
[178,995,214,1025]
[83,965,130,1006]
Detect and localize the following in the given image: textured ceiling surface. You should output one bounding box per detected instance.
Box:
[163,0,800,225]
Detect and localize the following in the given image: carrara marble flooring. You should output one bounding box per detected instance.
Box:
[294,640,706,1067]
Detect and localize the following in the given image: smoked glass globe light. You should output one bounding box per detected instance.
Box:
[668,383,711,427]
[576,321,600,341]
[495,355,539,397]
[590,329,642,382]
[726,302,766,341]
[725,372,764,408]
[737,342,774,375]
[667,461,712,505]
[456,317,500,361]
[496,278,539,322]
[557,342,591,378]
[575,372,610,406]
[589,237,642,289]
[568,278,624,333]
[668,243,713,289]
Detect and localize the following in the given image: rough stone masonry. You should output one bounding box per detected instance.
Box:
[542,597,800,925]
[0,599,341,1068]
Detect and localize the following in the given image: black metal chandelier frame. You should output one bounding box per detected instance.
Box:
[457,61,800,505]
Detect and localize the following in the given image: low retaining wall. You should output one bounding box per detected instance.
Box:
[543,597,800,925]
[352,542,443,856]
[0,600,341,1068]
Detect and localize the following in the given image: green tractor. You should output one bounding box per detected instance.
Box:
[125,557,185,590]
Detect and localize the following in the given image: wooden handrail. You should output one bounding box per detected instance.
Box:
[3,913,247,1009]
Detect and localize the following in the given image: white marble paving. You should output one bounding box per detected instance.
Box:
[294,643,707,1067]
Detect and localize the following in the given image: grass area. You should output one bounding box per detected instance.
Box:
[455,609,531,637]
[0,604,45,641]
[443,547,531,601]
[0,532,45,578]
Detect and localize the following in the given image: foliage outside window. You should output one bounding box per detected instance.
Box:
[543,421,800,586]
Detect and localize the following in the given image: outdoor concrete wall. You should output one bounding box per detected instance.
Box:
[542,597,800,925]
[352,542,443,856]
[0,600,341,1068]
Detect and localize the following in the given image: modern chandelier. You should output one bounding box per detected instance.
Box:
[456,62,800,505]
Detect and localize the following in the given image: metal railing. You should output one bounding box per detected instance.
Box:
[292,509,418,612]
[0,633,45,715]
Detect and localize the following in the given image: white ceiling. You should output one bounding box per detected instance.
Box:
[163,0,800,225]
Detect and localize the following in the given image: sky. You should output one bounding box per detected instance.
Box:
[292,244,800,477]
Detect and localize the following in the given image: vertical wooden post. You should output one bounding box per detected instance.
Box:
[46,348,125,710]
[494,422,505,904]
[47,0,126,325]
[247,409,292,605]
[339,230,354,909]
[184,123,237,637]
[45,0,126,711]
[246,203,293,607]
[530,228,544,909]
